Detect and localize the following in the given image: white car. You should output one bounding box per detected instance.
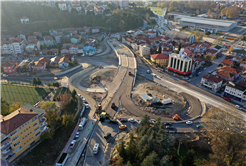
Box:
[75,132,79,138]
[83,98,87,102]
[86,104,89,108]
[157,70,161,72]
[128,118,137,123]
[235,105,242,110]
[70,140,76,148]
[186,121,193,125]
[3,74,8,77]
[78,94,82,98]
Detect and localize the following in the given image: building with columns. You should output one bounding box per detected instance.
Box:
[168,48,192,75]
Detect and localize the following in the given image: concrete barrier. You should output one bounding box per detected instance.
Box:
[55,64,81,76]
[133,57,137,69]
[107,40,121,66]
[200,102,207,117]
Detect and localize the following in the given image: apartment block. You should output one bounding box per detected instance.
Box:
[1,105,48,163]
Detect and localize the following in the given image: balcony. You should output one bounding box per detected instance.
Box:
[40,122,48,128]
[0,138,10,150]
[39,117,47,123]
[5,153,16,161]
[1,141,11,150]
[41,126,49,133]
[2,148,13,157]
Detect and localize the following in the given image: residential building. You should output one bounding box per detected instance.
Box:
[26,40,40,51]
[216,70,234,81]
[49,29,57,37]
[1,104,47,163]
[148,31,156,38]
[240,61,246,70]
[3,61,18,74]
[69,44,78,54]
[32,57,49,71]
[139,44,150,58]
[83,26,91,33]
[200,73,224,92]
[61,46,70,54]
[54,33,62,44]
[224,81,246,102]
[184,48,195,58]
[150,54,169,67]
[162,47,173,55]
[43,36,55,46]
[83,46,96,55]
[165,30,196,44]
[221,59,234,67]
[58,57,70,68]
[91,27,100,34]
[18,34,26,41]
[33,32,42,38]
[206,48,218,56]
[168,48,192,75]
[1,38,25,56]
[71,35,81,44]
[112,0,129,8]
[28,36,37,42]
[20,16,29,24]
[220,66,242,79]
[94,6,104,14]
[58,2,67,10]
[50,56,61,64]
[71,1,81,12]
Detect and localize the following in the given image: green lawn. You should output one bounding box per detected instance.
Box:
[1,84,52,105]
[149,7,163,15]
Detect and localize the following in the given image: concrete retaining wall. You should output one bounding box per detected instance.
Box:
[107,40,121,66]
[55,64,81,76]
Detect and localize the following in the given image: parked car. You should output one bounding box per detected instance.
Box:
[117,117,128,122]
[78,94,82,98]
[104,133,111,140]
[157,70,161,72]
[119,125,127,129]
[93,143,99,154]
[128,118,137,122]
[186,121,193,125]
[108,119,118,124]
[196,124,204,129]
[70,140,76,148]
[75,132,80,139]
[235,105,242,110]
[166,125,174,129]
[147,93,152,97]
[3,74,8,77]
[83,98,87,102]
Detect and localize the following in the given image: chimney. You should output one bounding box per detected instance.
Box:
[30,109,33,112]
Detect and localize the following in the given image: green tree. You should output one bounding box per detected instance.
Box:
[205,31,211,35]
[62,114,74,128]
[141,151,159,166]
[39,101,57,112]
[71,89,77,99]
[126,161,133,166]
[1,98,9,116]
[182,149,195,166]
[40,127,54,140]
[178,43,181,52]
[9,102,23,113]
[32,77,37,85]
[126,133,136,163]
[47,83,52,88]
[158,45,162,53]
[117,139,127,161]
[37,77,42,85]
[204,54,212,60]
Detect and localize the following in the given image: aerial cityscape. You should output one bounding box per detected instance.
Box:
[1,0,246,166]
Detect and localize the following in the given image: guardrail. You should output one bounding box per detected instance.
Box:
[106,39,121,66]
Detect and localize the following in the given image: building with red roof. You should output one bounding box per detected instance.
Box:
[20,16,29,24]
[221,59,233,67]
[200,73,225,92]
[2,61,18,74]
[150,53,169,67]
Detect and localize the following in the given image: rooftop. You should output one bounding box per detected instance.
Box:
[151,53,169,60]
[202,74,223,83]
[222,59,233,66]
[179,16,237,27]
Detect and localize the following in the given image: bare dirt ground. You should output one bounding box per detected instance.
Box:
[86,92,107,103]
[133,75,188,117]
[82,68,118,89]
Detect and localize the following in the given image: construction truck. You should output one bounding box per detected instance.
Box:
[111,102,115,108]
[173,114,180,120]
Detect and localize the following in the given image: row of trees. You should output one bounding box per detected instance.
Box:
[32,77,42,85]
[220,6,241,19]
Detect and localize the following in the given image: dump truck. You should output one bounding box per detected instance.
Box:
[173,114,180,120]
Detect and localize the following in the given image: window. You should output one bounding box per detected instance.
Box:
[8,67,11,69]
[34,127,40,132]
[14,141,20,147]
[16,146,22,153]
[4,67,7,69]
[36,132,41,137]
[33,122,38,127]
[12,136,19,142]
[9,70,12,72]
[10,130,17,137]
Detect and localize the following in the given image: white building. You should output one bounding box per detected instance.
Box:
[20,16,29,24]
[139,44,150,57]
[58,2,67,10]
[178,16,237,32]
[168,48,192,75]
[18,34,26,41]
[43,36,55,46]
[91,27,100,34]
[200,73,224,92]
[69,44,78,54]
[224,81,246,102]
[54,33,62,44]
[26,40,40,51]
[1,38,25,56]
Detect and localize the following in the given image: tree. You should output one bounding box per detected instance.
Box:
[202,108,246,166]
[204,54,212,60]
[62,114,74,128]
[59,92,72,111]
[141,151,159,166]
[47,83,52,88]
[32,77,37,85]
[207,9,211,18]
[125,161,133,166]
[53,82,60,87]
[37,77,42,85]
[1,98,9,116]
[40,127,54,140]
[71,89,77,99]
[212,55,217,60]
[178,43,181,52]
[117,139,127,161]
[9,102,24,113]
[205,31,211,35]
[39,101,57,112]
[158,45,162,53]
[226,6,239,19]
[115,156,124,166]
[126,133,136,163]
[182,149,195,166]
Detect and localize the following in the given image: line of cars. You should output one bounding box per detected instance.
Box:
[78,94,89,108]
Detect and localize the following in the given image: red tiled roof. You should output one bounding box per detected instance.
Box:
[54,33,62,37]
[162,47,173,52]
[20,16,29,19]
[43,36,53,41]
[70,44,78,48]
[217,70,233,78]
[241,61,246,64]
[220,66,241,74]
[206,49,217,54]
[151,54,169,60]
[59,57,69,64]
[1,107,38,135]
[222,59,233,66]
[238,80,246,87]
[202,74,223,83]
[3,61,17,67]
[10,38,23,43]
[184,48,193,54]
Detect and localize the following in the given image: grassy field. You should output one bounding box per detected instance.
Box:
[1,84,52,105]
[149,7,162,15]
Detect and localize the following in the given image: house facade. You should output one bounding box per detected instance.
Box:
[58,2,67,10]
[200,74,224,92]
[139,44,150,58]
[1,38,25,56]
[32,57,48,71]
[43,36,55,46]
[150,54,169,67]
[1,105,47,163]
[224,81,246,102]
[20,16,29,24]
[58,57,69,68]
[53,33,62,44]
[3,61,18,74]
[69,45,78,54]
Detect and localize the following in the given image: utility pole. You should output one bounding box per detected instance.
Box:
[177,139,182,155]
